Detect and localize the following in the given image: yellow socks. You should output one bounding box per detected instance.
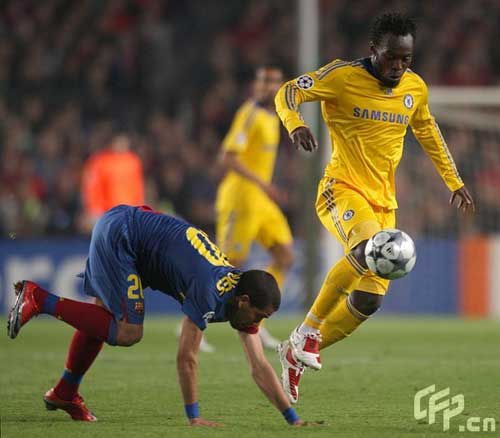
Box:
[303,255,367,330]
[319,295,368,350]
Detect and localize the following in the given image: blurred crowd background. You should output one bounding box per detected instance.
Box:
[1,0,499,239]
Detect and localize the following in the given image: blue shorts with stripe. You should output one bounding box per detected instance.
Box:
[83,206,145,325]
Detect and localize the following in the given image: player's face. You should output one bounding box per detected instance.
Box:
[227,296,275,331]
[371,33,414,87]
[253,68,284,106]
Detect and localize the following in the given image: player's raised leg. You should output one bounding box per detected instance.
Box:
[317,210,396,349]
[7,280,145,418]
[8,280,119,344]
[285,179,382,370]
[319,287,385,350]
[288,247,368,370]
[8,281,119,422]
[288,239,378,369]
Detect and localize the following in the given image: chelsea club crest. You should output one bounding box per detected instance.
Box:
[343,210,354,221]
[403,94,414,109]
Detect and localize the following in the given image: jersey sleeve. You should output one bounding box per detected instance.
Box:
[181,298,210,331]
[181,289,218,331]
[410,82,464,192]
[222,102,258,153]
[275,59,347,134]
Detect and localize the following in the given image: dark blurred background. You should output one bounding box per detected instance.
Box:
[1,0,499,239]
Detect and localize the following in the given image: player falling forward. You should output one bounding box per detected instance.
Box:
[274,12,475,402]
[216,65,294,349]
[8,205,305,426]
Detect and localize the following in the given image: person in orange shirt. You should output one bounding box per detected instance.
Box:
[81,133,144,230]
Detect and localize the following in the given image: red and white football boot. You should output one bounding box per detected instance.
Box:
[7,281,42,339]
[288,326,322,370]
[277,340,305,404]
[44,388,98,422]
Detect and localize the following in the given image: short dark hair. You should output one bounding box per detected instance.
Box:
[370,12,416,46]
[237,270,281,311]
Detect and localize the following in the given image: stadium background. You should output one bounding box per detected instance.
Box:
[1,0,499,319]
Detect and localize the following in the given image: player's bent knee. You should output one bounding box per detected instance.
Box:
[350,290,383,316]
[350,240,369,269]
[116,322,143,347]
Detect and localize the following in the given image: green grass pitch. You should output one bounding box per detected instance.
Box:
[1,316,499,438]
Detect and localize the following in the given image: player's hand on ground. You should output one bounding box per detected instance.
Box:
[449,186,475,213]
[189,417,223,427]
[290,127,318,152]
[292,419,326,426]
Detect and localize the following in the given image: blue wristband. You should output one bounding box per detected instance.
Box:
[282,407,300,424]
[185,402,200,419]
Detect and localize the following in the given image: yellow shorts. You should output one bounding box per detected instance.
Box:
[216,191,293,261]
[316,177,396,295]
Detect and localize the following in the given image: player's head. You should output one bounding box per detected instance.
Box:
[225,270,281,331]
[253,65,284,106]
[369,12,416,88]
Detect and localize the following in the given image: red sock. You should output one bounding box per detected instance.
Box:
[54,298,117,343]
[54,331,104,401]
[34,286,117,344]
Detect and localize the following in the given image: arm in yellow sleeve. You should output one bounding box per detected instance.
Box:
[275,59,346,135]
[410,84,464,192]
[222,101,257,153]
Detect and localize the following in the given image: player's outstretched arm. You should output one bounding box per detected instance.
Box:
[177,316,223,427]
[410,81,475,212]
[238,331,303,425]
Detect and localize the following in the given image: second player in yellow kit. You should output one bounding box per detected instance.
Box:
[216,100,291,263]
[216,66,294,349]
[273,12,474,403]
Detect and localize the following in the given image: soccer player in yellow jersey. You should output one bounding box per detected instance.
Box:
[274,12,475,402]
[216,66,295,349]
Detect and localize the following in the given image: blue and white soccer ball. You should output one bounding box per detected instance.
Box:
[364,228,416,280]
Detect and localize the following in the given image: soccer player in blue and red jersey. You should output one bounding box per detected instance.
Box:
[8,205,304,426]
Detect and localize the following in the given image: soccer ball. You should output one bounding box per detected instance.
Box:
[364,229,416,280]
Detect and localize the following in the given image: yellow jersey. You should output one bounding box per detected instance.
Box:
[275,58,463,209]
[219,100,280,198]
